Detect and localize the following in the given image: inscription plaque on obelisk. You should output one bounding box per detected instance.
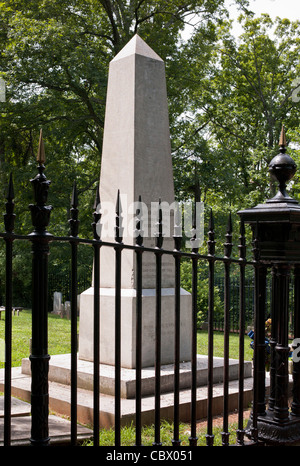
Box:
[79,35,192,368]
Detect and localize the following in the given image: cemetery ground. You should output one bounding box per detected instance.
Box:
[0,310,254,445]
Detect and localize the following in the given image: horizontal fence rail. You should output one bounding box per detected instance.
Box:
[3,155,300,447]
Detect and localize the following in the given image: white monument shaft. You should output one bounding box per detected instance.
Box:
[79,35,192,368]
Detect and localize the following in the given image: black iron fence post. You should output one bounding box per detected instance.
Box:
[69,181,80,446]
[4,174,15,446]
[239,125,300,445]
[206,209,215,446]
[153,199,163,447]
[292,266,300,416]
[28,131,52,446]
[92,185,101,447]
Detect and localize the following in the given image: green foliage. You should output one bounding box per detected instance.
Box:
[0,1,300,299]
[180,260,223,326]
[0,0,236,287]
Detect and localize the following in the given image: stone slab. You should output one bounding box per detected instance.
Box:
[0,365,258,430]
[0,414,93,446]
[0,396,30,417]
[0,393,93,446]
[22,353,252,399]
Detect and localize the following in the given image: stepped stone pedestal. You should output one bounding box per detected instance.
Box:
[17,354,254,429]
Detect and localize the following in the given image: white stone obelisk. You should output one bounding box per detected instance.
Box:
[79,35,192,368]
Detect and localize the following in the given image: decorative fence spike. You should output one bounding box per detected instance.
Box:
[36,129,46,165]
[29,134,52,232]
[173,199,182,252]
[207,208,215,256]
[239,218,246,260]
[224,212,233,258]
[135,195,144,247]
[4,173,15,233]
[155,198,163,249]
[190,199,199,253]
[114,189,123,243]
[92,184,101,241]
[69,181,79,238]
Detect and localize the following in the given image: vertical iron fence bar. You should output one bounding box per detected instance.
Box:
[29,132,52,446]
[153,199,163,447]
[3,173,15,446]
[190,272,198,443]
[222,213,232,446]
[206,209,215,446]
[237,219,246,445]
[250,222,260,443]
[222,260,230,446]
[268,266,277,412]
[189,255,198,446]
[69,182,79,446]
[189,197,199,447]
[292,266,300,416]
[273,265,290,424]
[256,265,267,419]
[114,246,122,447]
[135,250,142,445]
[172,234,182,447]
[135,196,144,447]
[92,186,101,446]
[114,190,123,446]
[93,245,100,445]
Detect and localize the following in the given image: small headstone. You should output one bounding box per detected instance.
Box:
[64,301,71,319]
[52,292,63,315]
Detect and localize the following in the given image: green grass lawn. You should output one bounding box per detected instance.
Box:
[0,311,253,446]
[197,330,253,361]
[0,309,75,368]
[0,310,253,368]
[89,418,249,447]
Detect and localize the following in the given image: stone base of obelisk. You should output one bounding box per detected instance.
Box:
[78,286,192,369]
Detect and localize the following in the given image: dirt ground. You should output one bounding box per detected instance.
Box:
[196,407,252,430]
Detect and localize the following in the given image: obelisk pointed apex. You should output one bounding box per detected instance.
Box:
[112,34,163,62]
[99,32,174,288]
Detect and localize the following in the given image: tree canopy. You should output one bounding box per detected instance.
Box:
[1,0,300,304]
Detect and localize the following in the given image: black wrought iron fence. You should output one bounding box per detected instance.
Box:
[2,126,300,447]
[0,156,257,448]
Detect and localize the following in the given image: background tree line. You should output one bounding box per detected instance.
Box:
[0,0,300,308]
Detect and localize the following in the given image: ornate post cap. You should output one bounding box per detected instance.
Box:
[238,125,300,262]
[29,129,52,233]
[267,125,297,205]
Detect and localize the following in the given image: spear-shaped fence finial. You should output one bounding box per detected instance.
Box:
[69,181,80,237]
[92,184,101,240]
[135,195,144,247]
[279,124,287,151]
[4,173,16,233]
[37,129,46,165]
[207,208,215,256]
[224,212,233,259]
[115,189,123,243]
